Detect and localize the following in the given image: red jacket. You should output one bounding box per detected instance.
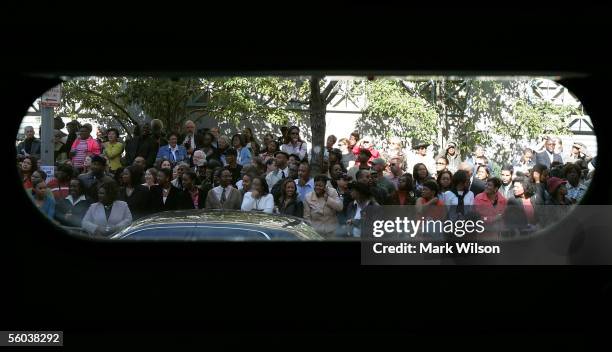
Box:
[474,191,508,225]
[71,137,101,156]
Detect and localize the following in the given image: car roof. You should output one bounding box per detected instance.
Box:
[114,209,323,240]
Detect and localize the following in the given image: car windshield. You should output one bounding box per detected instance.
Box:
[18,76,597,241]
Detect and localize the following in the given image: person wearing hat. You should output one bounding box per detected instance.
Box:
[347,148,373,181]
[444,141,462,173]
[371,158,396,196]
[407,139,436,177]
[78,154,115,202]
[265,150,290,190]
[540,176,572,227]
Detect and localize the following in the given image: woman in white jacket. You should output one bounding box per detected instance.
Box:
[241,176,275,214]
[82,181,132,237]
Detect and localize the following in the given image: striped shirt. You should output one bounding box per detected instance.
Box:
[72,139,88,168]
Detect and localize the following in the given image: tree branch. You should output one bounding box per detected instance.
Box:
[325,82,342,105]
[78,86,140,126]
[321,80,339,101]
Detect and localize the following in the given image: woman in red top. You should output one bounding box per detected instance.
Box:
[46,164,74,200]
[70,126,101,172]
[21,156,38,189]
[474,177,508,225]
[416,180,446,220]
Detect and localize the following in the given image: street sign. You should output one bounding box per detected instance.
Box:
[41,86,61,107]
[40,165,55,179]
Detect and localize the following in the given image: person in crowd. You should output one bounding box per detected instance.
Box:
[217,135,231,165]
[443,170,475,221]
[474,177,508,227]
[507,176,538,227]
[242,127,260,156]
[328,163,344,188]
[149,168,192,212]
[413,163,433,198]
[241,176,274,213]
[294,161,314,202]
[475,164,490,182]
[351,135,380,165]
[277,178,304,217]
[17,126,41,159]
[262,133,275,150]
[540,176,572,227]
[435,156,450,176]
[345,182,382,238]
[337,137,357,170]
[459,162,485,196]
[237,166,258,195]
[348,131,360,151]
[182,170,206,209]
[30,179,55,218]
[171,162,190,190]
[444,141,461,173]
[371,158,396,196]
[328,148,344,168]
[191,150,207,173]
[123,124,140,167]
[95,127,107,153]
[103,128,124,174]
[563,163,587,203]
[209,126,221,148]
[389,173,416,206]
[259,140,279,163]
[265,158,277,176]
[224,148,243,186]
[47,164,73,200]
[231,133,253,166]
[384,156,404,190]
[356,169,388,206]
[135,123,160,168]
[535,137,563,168]
[320,135,337,161]
[143,167,158,189]
[156,158,173,171]
[150,119,168,152]
[54,129,68,163]
[181,120,204,157]
[62,120,80,159]
[347,148,372,180]
[408,140,436,176]
[156,132,188,166]
[118,166,150,219]
[553,137,564,158]
[70,126,101,172]
[78,155,114,202]
[530,164,548,205]
[303,175,343,238]
[199,132,220,162]
[499,165,514,199]
[436,170,453,199]
[27,169,50,195]
[288,153,301,165]
[416,180,446,221]
[465,144,486,168]
[205,169,243,210]
[385,137,409,166]
[566,142,592,164]
[281,126,308,161]
[54,178,92,227]
[82,181,132,237]
[265,151,290,190]
[21,156,38,189]
[81,156,93,175]
[514,147,536,176]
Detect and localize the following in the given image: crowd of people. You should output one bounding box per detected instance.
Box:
[17,118,596,238]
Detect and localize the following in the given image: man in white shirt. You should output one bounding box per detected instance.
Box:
[266,151,290,190]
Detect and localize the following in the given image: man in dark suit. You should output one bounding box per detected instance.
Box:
[149,168,193,213]
[459,162,485,196]
[181,120,205,159]
[535,138,563,168]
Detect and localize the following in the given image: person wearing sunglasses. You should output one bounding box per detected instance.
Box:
[281,126,308,161]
